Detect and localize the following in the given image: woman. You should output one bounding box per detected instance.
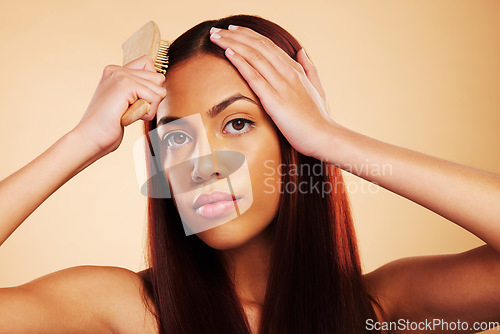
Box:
[0,14,499,334]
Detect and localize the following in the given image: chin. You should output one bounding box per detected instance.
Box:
[193,215,270,251]
[194,220,252,250]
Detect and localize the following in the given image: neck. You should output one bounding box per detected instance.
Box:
[217,226,274,306]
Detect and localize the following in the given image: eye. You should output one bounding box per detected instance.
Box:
[223,118,255,134]
[162,131,192,149]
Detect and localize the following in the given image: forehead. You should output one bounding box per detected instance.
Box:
[157,53,258,119]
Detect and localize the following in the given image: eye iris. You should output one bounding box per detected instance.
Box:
[173,133,186,144]
[232,119,245,131]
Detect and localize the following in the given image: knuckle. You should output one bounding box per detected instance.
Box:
[155,91,165,101]
[308,63,318,73]
[140,54,154,64]
[102,64,118,77]
[155,73,166,85]
[235,26,249,33]
[259,39,269,47]
[247,68,262,82]
[143,111,155,121]
[113,72,132,87]
[292,62,304,73]
[285,67,302,82]
[249,51,265,63]
[258,37,274,49]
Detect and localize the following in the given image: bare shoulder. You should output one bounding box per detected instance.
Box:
[362,245,500,327]
[74,265,159,334]
[362,255,435,323]
[362,254,447,322]
[71,265,159,334]
[0,265,159,334]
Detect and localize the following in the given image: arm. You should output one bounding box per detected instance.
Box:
[0,55,166,247]
[0,130,98,247]
[321,123,500,252]
[0,55,165,329]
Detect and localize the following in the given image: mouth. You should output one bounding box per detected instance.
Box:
[193,190,242,219]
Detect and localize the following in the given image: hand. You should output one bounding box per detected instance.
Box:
[73,55,166,159]
[209,25,336,160]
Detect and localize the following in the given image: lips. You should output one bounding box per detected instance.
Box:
[193,190,240,210]
[192,190,243,219]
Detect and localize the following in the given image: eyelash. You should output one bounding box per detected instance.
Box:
[222,118,255,135]
[162,117,255,149]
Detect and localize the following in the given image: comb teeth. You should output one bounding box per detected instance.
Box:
[155,40,171,74]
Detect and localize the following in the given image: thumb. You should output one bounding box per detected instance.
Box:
[296,48,327,101]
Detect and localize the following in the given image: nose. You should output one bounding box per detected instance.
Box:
[188,122,244,185]
[190,150,246,185]
[191,134,232,183]
[191,152,221,183]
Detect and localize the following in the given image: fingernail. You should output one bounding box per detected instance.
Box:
[226,48,235,55]
[210,27,221,34]
[228,25,239,30]
[211,33,221,39]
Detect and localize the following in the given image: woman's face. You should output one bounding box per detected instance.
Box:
[155,53,282,250]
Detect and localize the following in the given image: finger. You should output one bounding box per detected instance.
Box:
[124,54,157,72]
[102,65,165,87]
[224,25,305,74]
[124,71,166,95]
[123,68,165,86]
[210,32,287,91]
[139,107,156,122]
[223,48,278,115]
[296,48,327,101]
[211,27,296,78]
[128,82,164,123]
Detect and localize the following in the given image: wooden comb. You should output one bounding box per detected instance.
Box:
[120,21,170,126]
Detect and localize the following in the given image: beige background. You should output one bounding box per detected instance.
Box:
[0,0,499,317]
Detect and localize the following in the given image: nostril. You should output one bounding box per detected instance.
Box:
[191,170,203,182]
[190,153,222,182]
[191,170,222,183]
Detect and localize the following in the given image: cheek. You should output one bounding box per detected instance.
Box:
[243,131,282,215]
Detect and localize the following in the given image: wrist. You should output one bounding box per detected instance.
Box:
[63,127,103,170]
[315,120,350,165]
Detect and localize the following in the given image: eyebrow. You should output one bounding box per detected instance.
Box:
[157,93,258,127]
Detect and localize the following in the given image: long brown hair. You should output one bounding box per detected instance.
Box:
[141,14,380,334]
